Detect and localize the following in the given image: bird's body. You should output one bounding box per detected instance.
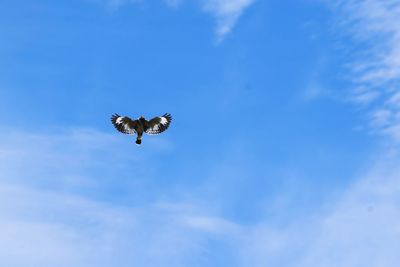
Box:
[111,113,172,144]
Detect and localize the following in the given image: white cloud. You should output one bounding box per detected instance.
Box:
[0,183,229,267]
[1,128,399,266]
[332,0,400,142]
[0,128,238,266]
[0,185,131,267]
[202,0,255,41]
[237,153,400,267]
[90,0,255,41]
[296,157,400,267]
[0,127,173,190]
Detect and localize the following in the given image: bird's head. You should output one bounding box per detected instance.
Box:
[139,116,145,121]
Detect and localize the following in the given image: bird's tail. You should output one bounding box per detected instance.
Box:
[136,137,142,145]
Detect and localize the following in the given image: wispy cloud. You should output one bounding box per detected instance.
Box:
[238,153,400,267]
[0,183,242,267]
[332,0,400,142]
[90,0,255,41]
[296,156,400,267]
[0,128,238,266]
[202,0,255,41]
[1,127,399,266]
[0,127,173,189]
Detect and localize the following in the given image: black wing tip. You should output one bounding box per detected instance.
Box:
[163,113,172,121]
[111,113,121,122]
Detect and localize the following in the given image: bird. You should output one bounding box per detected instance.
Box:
[111,113,172,145]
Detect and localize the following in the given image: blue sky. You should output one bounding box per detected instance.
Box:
[1,0,400,266]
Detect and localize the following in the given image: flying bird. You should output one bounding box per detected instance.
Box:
[111,113,172,145]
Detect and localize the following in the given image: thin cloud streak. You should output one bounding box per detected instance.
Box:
[89,0,256,41]
[202,0,255,41]
[332,0,400,141]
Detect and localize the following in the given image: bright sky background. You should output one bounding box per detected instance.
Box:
[1,0,400,266]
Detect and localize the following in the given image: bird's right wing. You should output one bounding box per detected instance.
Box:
[145,113,172,135]
[111,114,138,135]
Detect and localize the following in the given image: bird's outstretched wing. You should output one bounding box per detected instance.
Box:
[111,114,138,135]
[145,113,172,135]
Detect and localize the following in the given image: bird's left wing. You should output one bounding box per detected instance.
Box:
[145,113,172,135]
[111,114,138,135]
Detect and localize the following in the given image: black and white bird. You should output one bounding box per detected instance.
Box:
[111,113,172,145]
